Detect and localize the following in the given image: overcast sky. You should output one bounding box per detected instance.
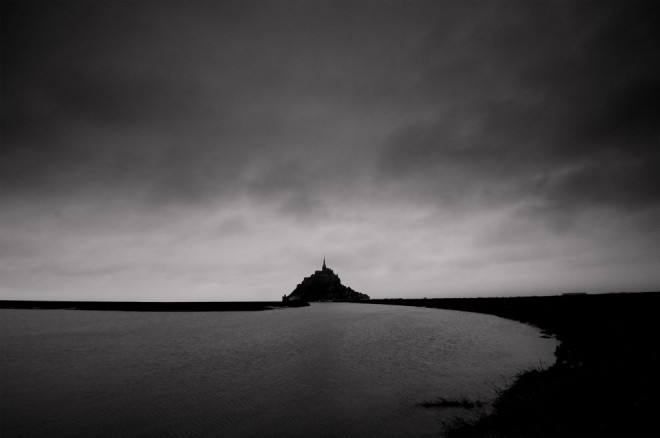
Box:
[2,1,659,301]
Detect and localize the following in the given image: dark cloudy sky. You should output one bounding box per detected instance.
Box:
[2,1,659,301]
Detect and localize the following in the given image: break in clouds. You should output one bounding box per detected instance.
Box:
[1,1,659,300]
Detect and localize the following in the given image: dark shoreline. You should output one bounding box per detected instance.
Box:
[0,300,309,311]
[362,292,660,437]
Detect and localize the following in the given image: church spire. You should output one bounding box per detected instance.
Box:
[323,256,326,270]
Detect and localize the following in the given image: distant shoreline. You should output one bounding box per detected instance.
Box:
[0,300,309,311]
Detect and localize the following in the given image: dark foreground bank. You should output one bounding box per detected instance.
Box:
[0,300,309,311]
[365,292,660,437]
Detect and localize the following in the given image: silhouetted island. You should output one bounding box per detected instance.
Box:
[284,258,369,302]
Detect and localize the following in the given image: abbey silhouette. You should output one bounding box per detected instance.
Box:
[283,258,369,302]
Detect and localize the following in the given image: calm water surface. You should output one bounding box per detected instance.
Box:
[1,303,556,437]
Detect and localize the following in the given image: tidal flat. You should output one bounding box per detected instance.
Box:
[0,302,554,438]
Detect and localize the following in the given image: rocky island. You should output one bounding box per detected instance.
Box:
[284,258,369,302]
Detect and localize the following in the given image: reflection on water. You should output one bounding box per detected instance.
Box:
[1,303,556,437]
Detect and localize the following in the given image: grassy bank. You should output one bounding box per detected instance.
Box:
[366,292,660,437]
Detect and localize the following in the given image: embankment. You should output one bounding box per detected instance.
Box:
[0,300,309,311]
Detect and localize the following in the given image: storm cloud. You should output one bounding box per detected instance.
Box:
[2,1,659,300]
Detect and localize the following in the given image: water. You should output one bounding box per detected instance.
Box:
[1,303,556,437]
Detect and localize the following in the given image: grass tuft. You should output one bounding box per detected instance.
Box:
[419,396,485,409]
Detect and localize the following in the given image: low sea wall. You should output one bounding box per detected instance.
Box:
[0,300,309,311]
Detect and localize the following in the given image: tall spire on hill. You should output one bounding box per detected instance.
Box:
[285,256,370,302]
